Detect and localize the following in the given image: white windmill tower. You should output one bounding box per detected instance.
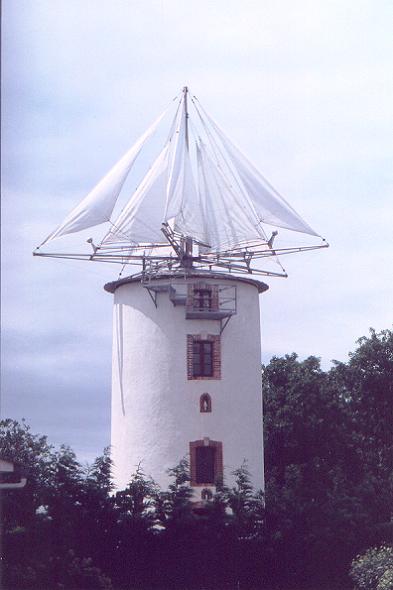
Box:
[35,87,328,499]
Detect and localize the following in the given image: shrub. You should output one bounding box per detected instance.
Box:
[350,545,393,590]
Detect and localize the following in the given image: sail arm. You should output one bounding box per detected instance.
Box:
[39,106,170,247]
[164,95,185,220]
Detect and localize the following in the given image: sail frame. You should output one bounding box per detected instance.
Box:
[34,88,328,278]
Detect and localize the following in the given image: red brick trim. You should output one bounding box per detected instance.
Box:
[187,334,221,380]
[189,439,223,487]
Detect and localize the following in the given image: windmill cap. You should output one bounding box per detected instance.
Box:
[104,271,269,294]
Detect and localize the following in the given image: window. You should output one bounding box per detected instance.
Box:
[201,488,213,501]
[193,340,213,377]
[186,283,219,315]
[193,288,212,311]
[200,393,212,413]
[190,440,223,487]
[196,447,215,484]
[187,335,221,380]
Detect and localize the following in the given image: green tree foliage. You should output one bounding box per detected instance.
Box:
[262,329,393,588]
[115,464,158,526]
[0,419,55,527]
[85,447,113,497]
[226,461,265,540]
[350,545,393,590]
[54,550,114,590]
[5,549,114,590]
[159,457,194,527]
[48,445,86,553]
[331,329,393,545]
[0,424,116,589]
[110,465,160,588]
[1,328,392,589]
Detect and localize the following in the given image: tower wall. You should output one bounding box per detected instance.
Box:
[107,274,267,495]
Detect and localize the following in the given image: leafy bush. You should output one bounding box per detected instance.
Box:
[350,545,393,590]
[54,550,114,590]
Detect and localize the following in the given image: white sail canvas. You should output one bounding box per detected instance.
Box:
[40,108,168,246]
[197,103,319,237]
[103,144,171,245]
[35,87,327,278]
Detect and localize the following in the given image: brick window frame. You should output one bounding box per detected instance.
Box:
[187,334,221,380]
[186,283,219,313]
[190,439,223,487]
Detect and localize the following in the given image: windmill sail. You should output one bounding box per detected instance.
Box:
[197,141,266,251]
[40,107,168,246]
[166,99,207,243]
[103,144,171,245]
[34,87,328,278]
[103,99,204,246]
[194,100,319,237]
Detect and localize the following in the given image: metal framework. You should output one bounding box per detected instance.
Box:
[33,222,329,279]
[136,277,238,333]
[33,86,329,280]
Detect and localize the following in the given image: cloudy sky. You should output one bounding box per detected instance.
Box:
[2,0,392,463]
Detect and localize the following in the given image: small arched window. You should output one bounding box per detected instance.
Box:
[201,488,213,501]
[200,393,212,413]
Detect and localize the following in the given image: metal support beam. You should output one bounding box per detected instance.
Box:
[220,316,232,334]
[145,287,158,308]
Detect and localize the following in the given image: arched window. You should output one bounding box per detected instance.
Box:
[201,488,213,501]
[200,393,212,413]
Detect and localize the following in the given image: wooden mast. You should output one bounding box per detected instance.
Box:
[182,86,193,265]
[183,85,189,151]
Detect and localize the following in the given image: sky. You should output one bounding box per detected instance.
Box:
[1,0,392,464]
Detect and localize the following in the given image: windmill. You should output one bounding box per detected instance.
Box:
[34,87,328,498]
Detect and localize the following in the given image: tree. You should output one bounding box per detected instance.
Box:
[2,328,391,590]
[5,549,114,590]
[0,419,56,525]
[45,445,86,557]
[0,419,57,589]
[262,331,393,588]
[159,458,194,528]
[85,446,113,497]
[79,448,116,571]
[350,545,393,590]
[108,466,159,588]
[115,463,158,527]
[332,328,393,476]
[331,328,393,547]
[0,422,116,590]
[226,461,264,540]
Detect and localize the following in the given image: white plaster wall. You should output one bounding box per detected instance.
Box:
[110,277,264,493]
